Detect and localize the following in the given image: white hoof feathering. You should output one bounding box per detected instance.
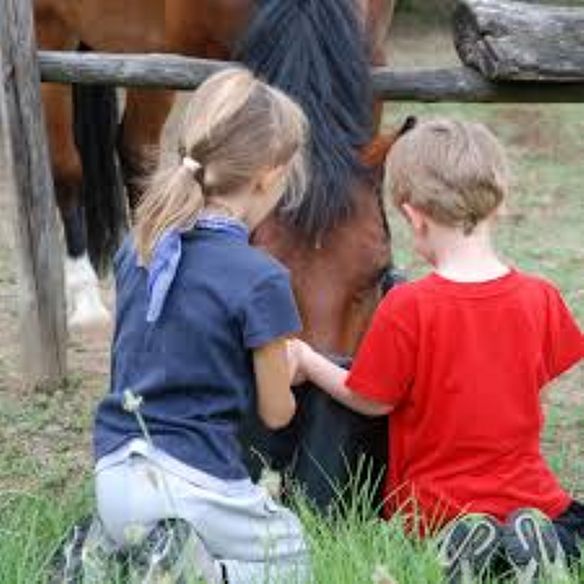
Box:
[65,254,110,330]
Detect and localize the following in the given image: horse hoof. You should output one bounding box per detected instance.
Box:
[67,297,111,331]
[65,254,111,332]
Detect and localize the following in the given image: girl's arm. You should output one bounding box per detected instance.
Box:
[291,340,392,417]
[253,337,296,429]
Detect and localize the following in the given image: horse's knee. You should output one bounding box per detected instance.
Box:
[51,152,86,257]
[52,153,82,185]
[52,158,83,214]
[116,139,147,210]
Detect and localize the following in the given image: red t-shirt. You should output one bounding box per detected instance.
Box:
[346,269,584,533]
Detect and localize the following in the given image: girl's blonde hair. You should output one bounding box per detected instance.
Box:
[387,118,509,234]
[135,68,309,264]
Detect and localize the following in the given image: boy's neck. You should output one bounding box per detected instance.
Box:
[429,221,509,283]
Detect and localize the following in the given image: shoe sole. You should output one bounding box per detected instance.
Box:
[128,519,220,584]
[503,508,569,584]
[438,515,502,584]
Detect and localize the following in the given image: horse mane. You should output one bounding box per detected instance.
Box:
[236,0,374,238]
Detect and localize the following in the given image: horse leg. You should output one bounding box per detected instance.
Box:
[41,83,110,329]
[35,3,110,330]
[117,88,175,211]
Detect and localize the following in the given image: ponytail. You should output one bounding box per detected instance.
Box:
[134,67,309,265]
[134,161,203,265]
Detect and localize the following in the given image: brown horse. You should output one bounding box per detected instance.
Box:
[37,0,403,507]
[35,0,399,352]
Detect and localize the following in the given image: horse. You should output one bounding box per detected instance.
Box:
[36,0,404,508]
[35,0,399,340]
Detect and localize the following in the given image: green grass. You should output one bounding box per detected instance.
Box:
[0,489,90,584]
[301,511,443,584]
[2,483,581,583]
[300,497,584,584]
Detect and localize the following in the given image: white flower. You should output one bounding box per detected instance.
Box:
[259,468,283,501]
[372,564,399,584]
[122,389,143,413]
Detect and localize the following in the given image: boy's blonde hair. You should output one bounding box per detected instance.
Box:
[135,68,309,264]
[387,118,509,234]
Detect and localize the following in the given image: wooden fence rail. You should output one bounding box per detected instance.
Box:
[39,51,584,103]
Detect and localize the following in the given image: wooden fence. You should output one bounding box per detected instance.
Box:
[1,0,66,388]
[38,51,584,103]
[1,0,584,387]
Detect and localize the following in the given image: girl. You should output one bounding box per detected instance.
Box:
[87,68,309,583]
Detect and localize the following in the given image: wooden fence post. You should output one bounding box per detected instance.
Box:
[0,0,67,387]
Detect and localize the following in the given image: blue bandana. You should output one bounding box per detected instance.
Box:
[195,215,249,240]
[145,215,249,323]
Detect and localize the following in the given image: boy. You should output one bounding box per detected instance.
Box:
[289,119,584,583]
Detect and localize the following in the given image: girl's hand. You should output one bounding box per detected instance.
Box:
[287,338,313,386]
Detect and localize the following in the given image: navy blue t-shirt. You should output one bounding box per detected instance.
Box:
[93,225,301,480]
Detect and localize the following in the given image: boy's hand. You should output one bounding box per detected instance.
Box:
[286,338,313,386]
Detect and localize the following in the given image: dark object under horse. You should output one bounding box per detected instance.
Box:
[242,269,405,512]
[243,381,389,512]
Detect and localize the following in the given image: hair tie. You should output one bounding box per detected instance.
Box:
[182,156,202,174]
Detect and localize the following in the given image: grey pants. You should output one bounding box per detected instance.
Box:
[95,454,309,584]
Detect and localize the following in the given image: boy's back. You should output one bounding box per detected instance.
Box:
[347,269,584,528]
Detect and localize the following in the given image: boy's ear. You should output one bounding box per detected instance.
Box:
[402,203,426,233]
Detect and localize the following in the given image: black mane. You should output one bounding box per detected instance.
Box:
[237,0,374,238]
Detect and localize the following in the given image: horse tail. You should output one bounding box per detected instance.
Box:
[73,63,126,275]
[237,0,374,239]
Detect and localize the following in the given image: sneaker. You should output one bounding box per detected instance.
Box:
[437,513,502,584]
[48,515,122,584]
[503,508,570,584]
[81,516,123,583]
[48,518,91,584]
[126,519,222,584]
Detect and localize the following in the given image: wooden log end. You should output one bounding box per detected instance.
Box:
[453,0,501,80]
[453,0,584,82]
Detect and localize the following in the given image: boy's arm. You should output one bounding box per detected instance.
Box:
[291,340,392,417]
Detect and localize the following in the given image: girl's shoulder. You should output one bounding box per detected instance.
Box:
[183,234,290,284]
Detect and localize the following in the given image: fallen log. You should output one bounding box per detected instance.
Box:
[454,0,584,81]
